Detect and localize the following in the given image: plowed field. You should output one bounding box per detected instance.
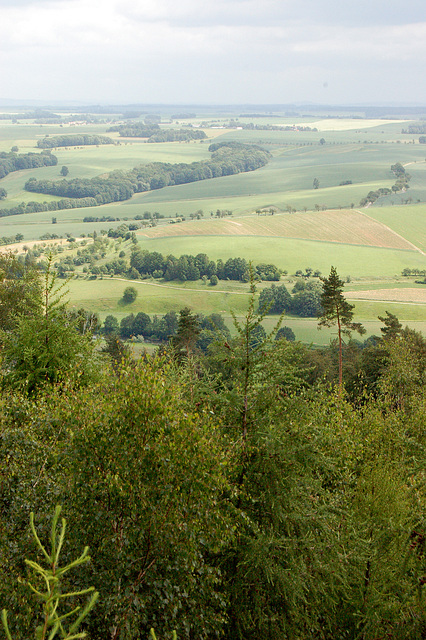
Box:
[345,288,426,304]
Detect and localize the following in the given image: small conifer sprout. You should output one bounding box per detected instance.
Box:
[1,506,98,640]
[150,629,177,640]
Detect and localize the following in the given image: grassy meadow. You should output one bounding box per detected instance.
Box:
[1,109,425,343]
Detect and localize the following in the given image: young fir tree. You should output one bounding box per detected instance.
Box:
[318,266,365,388]
[1,256,100,394]
[2,506,98,640]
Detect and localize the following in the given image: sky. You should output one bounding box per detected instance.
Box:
[1,0,426,106]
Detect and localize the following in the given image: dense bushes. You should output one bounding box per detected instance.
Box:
[258,281,322,317]
[147,129,207,142]
[0,258,425,639]
[359,162,411,206]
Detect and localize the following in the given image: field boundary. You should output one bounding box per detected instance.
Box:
[355,209,425,256]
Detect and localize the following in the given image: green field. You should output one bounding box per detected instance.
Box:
[64,276,426,345]
[135,235,424,279]
[1,111,425,343]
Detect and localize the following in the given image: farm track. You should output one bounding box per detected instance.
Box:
[110,277,251,295]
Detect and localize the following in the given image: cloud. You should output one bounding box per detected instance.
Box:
[1,0,426,103]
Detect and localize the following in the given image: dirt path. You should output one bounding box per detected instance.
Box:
[111,277,250,295]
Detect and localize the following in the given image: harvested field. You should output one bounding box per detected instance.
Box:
[306,118,406,132]
[139,210,418,251]
[345,288,426,304]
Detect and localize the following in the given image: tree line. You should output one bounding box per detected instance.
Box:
[36,134,115,148]
[0,253,424,640]
[23,142,271,208]
[0,150,58,180]
[107,123,206,142]
[359,161,411,206]
[0,197,100,219]
[129,247,281,283]
[401,123,426,134]
[146,129,207,143]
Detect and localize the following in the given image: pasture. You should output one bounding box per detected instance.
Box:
[64,276,426,345]
[135,234,425,279]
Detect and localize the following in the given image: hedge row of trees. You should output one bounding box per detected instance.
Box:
[0,150,58,179]
[107,124,206,142]
[359,162,411,206]
[0,196,99,219]
[107,123,161,137]
[24,142,271,207]
[147,129,207,142]
[402,267,426,276]
[0,254,424,640]
[129,247,281,282]
[36,134,115,148]
[0,232,24,246]
[401,123,426,134]
[225,122,318,132]
[0,109,59,120]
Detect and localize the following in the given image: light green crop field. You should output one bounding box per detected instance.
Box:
[365,203,426,253]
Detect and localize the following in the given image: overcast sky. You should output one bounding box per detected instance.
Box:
[1,0,426,105]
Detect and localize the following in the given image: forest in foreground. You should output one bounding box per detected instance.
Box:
[0,252,425,640]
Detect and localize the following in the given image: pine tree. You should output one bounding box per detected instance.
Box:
[318,266,365,388]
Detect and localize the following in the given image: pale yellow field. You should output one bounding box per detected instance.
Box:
[305,119,407,132]
[345,288,426,304]
[139,209,417,251]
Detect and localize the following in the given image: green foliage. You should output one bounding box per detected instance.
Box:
[0,252,42,333]
[59,358,230,639]
[1,506,98,640]
[150,630,177,640]
[203,279,344,639]
[1,257,101,394]
[318,266,365,386]
[37,135,114,149]
[122,286,137,304]
[0,150,57,180]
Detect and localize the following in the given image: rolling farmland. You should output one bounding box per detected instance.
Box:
[0,109,425,342]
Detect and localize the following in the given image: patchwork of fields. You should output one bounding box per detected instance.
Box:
[0,110,425,343]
